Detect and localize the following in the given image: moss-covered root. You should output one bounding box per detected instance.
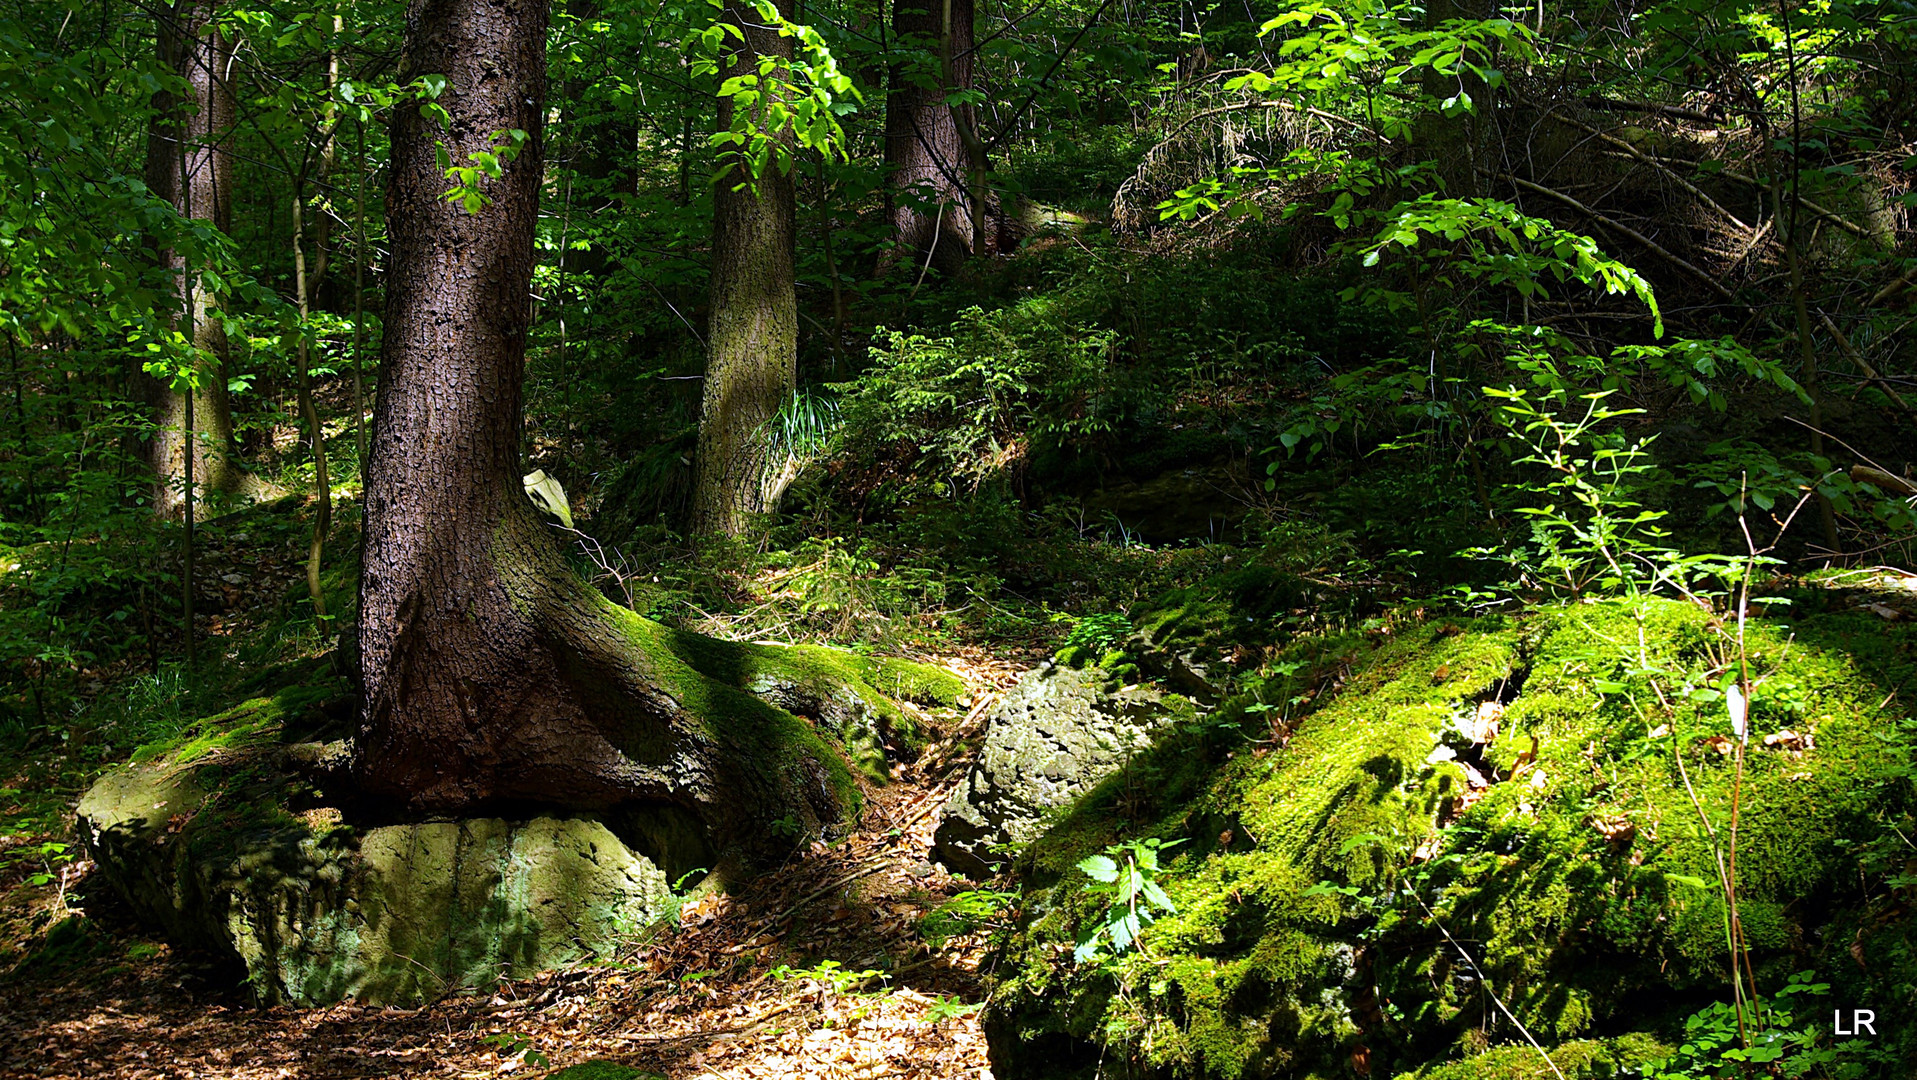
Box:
[594,602,965,875]
[663,626,966,781]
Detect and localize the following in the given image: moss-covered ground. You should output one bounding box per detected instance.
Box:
[986,596,1917,1079]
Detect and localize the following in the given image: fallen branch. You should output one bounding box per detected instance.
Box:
[1871,264,1917,306]
[1713,168,1875,241]
[1583,96,1722,126]
[1815,310,1914,414]
[1852,465,1917,498]
[1555,113,1751,231]
[1160,99,1380,145]
[747,856,900,937]
[1502,174,1741,305]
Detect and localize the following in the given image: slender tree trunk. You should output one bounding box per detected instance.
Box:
[1772,1,1841,554]
[691,0,800,537]
[883,0,974,275]
[143,0,248,518]
[358,0,861,871]
[1417,0,1493,198]
[293,188,333,618]
[352,118,370,472]
[818,155,848,350]
[293,27,342,620]
[940,0,989,258]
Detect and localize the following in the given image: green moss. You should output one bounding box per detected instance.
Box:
[1394,1033,1669,1079]
[603,602,866,817]
[1135,566,1309,658]
[988,600,1917,1079]
[130,679,341,765]
[547,1062,660,1080]
[640,605,961,781]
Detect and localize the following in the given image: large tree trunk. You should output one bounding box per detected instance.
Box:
[690,0,800,537]
[357,0,894,874]
[143,0,248,518]
[883,0,975,275]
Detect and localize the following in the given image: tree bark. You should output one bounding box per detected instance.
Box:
[691,0,800,537]
[357,0,870,872]
[143,0,248,518]
[883,0,975,275]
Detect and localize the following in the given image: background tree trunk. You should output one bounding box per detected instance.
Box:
[358,0,861,871]
[691,0,800,537]
[1416,0,1495,199]
[883,0,974,275]
[143,0,247,518]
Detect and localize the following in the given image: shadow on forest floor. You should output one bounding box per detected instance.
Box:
[0,770,1013,1080]
[0,656,1028,1080]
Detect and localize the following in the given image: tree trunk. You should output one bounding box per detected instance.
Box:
[1417,0,1495,199]
[883,0,974,275]
[358,0,877,873]
[691,0,800,537]
[143,0,248,518]
[293,30,342,620]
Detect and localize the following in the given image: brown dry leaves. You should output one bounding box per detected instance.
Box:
[1,660,1009,1080]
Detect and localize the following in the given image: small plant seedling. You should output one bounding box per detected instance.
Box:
[769,958,888,996]
[1073,837,1184,963]
[769,813,806,842]
[481,1031,549,1067]
[926,994,983,1023]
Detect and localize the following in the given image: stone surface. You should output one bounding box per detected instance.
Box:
[77,757,668,1005]
[932,662,1193,878]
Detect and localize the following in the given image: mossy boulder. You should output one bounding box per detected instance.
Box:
[984,600,1917,1078]
[77,749,668,1005]
[934,662,1197,878]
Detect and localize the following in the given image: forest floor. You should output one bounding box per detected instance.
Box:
[0,501,1035,1080]
[0,719,1018,1080]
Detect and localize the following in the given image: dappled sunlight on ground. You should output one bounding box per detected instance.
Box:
[0,664,1023,1080]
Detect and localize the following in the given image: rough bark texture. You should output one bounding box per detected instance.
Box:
[883,0,975,276]
[690,0,800,537]
[357,0,861,872]
[143,0,247,518]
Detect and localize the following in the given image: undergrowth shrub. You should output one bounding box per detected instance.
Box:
[834,299,1124,494]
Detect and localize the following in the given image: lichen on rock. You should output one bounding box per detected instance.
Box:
[78,747,669,1006]
[934,661,1196,879]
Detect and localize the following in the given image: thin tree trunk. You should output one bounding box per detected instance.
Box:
[817,155,848,352]
[690,0,800,537]
[358,0,863,872]
[1774,0,1841,555]
[292,26,342,620]
[1417,0,1493,198]
[143,0,248,518]
[293,188,332,619]
[940,0,989,257]
[352,118,369,472]
[883,0,974,274]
